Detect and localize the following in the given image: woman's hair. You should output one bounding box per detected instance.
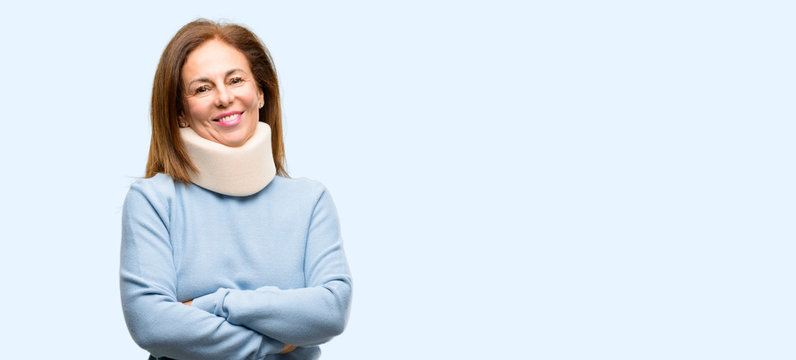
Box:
[146,19,287,182]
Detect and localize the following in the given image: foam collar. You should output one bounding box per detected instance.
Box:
[179,122,276,196]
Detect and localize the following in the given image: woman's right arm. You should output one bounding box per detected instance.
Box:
[120,183,286,360]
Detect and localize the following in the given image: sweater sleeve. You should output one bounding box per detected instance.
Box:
[190,187,353,346]
[120,181,286,360]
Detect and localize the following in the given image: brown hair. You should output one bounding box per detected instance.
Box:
[145,19,288,182]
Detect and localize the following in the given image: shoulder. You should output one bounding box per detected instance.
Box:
[124,173,180,211]
[128,173,178,196]
[267,176,336,210]
[269,175,328,198]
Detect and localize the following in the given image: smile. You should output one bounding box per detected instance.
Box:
[214,111,243,127]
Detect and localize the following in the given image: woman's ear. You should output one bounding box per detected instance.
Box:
[258,89,265,109]
[178,114,189,128]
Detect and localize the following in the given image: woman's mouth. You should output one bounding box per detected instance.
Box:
[214,111,243,127]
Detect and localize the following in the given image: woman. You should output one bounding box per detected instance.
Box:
[120,19,352,360]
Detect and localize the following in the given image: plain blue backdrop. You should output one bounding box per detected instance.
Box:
[0,1,793,359]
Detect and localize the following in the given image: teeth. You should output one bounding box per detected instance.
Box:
[218,113,238,122]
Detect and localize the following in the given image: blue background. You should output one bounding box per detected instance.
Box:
[0,1,793,358]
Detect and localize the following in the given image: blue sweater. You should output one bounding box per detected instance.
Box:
[120,174,352,360]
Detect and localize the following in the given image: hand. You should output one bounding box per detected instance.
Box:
[279,344,298,354]
[183,300,193,306]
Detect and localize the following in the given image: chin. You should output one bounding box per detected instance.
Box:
[223,139,247,147]
[215,121,257,147]
[223,134,252,147]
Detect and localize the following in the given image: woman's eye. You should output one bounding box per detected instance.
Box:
[230,77,244,85]
[194,85,210,94]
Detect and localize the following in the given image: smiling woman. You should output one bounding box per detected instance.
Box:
[146,19,287,183]
[120,19,352,360]
[180,39,263,147]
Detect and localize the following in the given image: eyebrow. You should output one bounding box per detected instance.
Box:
[187,68,246,87]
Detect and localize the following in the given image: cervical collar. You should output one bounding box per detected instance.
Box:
[180,122,276,196]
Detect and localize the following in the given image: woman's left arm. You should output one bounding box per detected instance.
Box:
[191,188,353,346]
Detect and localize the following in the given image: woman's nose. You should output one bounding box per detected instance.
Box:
[215,85,233,107]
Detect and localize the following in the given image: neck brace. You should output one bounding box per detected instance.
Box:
[180,122,276,196]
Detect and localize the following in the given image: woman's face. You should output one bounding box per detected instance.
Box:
[180,39,264,147]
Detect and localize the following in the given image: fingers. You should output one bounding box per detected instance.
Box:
[279,344,298,354]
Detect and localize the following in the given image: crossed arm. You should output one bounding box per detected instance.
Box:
[121,184,352,359]
[182,300,297,355]
[181,298,295,354]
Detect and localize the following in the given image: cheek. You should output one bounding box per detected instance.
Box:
[243,85,261,106]
[185,99,209,119]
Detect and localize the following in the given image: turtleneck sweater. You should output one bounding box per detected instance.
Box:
[120,149,352,358]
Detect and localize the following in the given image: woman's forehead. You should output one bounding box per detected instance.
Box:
[183,39,251,81]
